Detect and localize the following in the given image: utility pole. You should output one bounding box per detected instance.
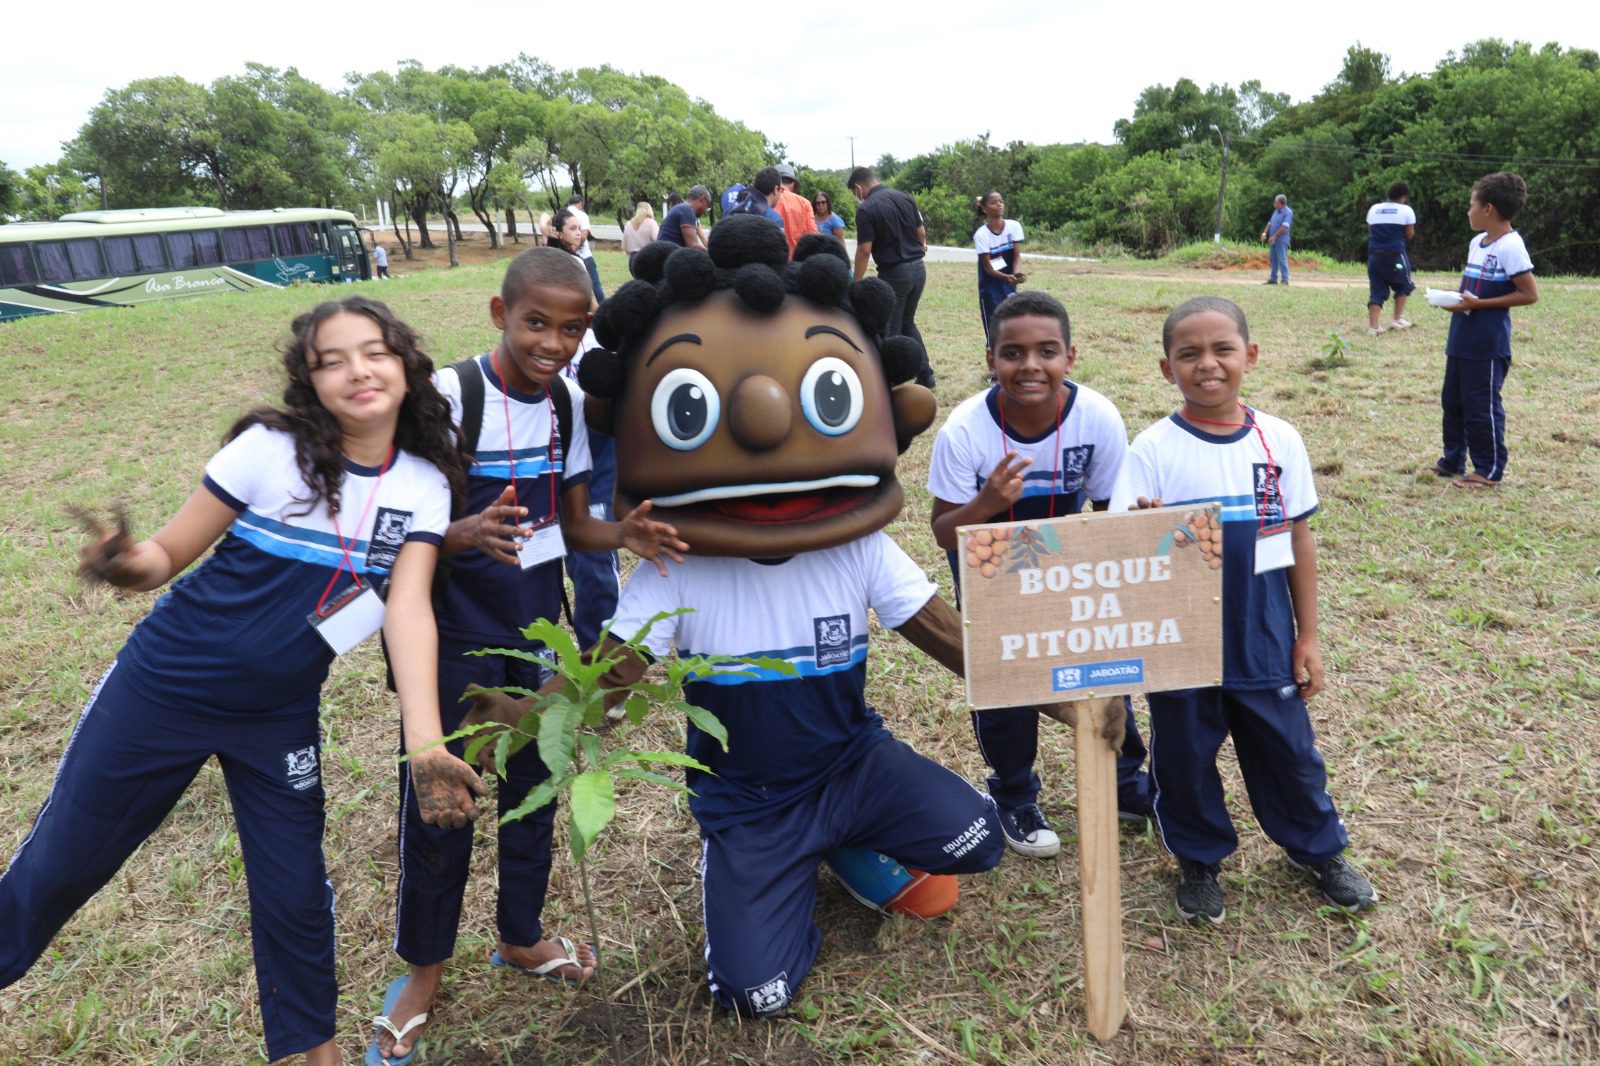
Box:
[1210,124,1230,243]
[848,136,856,169]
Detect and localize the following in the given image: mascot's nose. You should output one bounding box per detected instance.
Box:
[728,374,793,451]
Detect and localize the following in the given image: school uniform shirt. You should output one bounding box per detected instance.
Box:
[927,382,1127,522]
[606,535,938,832]
[973,219,1025,279]
[1446,230,1533,360]
[434,355,592,647]
[1365,201,1415,254]
[1111,409,1317,690]
[118,424,450,711]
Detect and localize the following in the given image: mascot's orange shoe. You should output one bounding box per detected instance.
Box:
[825,848,959,918]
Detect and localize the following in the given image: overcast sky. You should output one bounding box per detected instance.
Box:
[6,1,1597,174]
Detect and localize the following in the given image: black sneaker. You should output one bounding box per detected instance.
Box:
[1118,779,1153,826]
[998,803,1061,859]
[1291,855,1378,912]
[1175,859,1225,923]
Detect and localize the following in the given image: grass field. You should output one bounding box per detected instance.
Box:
[1,246,1596,1065]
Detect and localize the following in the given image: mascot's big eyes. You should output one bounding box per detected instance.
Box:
[651,367,722,450]
[799,357,864,436]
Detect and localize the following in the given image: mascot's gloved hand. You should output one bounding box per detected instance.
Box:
[1040,696,1126,754]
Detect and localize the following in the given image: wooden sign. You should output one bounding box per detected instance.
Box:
[959,505,1224,710]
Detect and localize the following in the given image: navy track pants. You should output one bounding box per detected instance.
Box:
[0,662,334,1061]
[1148,686,1348,867]
[393,637,556,964]
[700,737,1003,1017]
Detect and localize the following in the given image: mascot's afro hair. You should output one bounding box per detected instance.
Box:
[579,214,927,401]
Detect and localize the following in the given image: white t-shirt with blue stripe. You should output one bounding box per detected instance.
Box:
[607,534,937,830]
[120,424,450,711]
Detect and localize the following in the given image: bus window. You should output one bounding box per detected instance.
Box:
[222,227,273,261]
[194,229,222,265]
[35,242,73,282]
[0,245,39,285]
[274,223,315,257]
[104,236,138,274]
[133,235,166,272]
[67,239,105,279]
[166,232,197,268]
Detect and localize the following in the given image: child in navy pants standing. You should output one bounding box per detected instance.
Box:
[0,296,483,1064]
[1113,296,1376,924]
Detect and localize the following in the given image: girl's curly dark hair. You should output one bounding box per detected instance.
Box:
[226,294,467,517]
[576,215,928,403]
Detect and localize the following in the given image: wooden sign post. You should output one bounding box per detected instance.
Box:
[958,505,1224,1041]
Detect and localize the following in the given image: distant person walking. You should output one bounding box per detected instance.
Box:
[622,202,659,271]
[1261,194,1293,285]
[372,242,390,279]
[660,185,712,250]
[1366,182,1416,334]
[566,194,605,302]
[973,189,1026,338]
[848,166,933,387]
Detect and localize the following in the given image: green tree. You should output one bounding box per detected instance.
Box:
[1114,79,1243,157]
[74,76,214,207]
[0,161,20,220]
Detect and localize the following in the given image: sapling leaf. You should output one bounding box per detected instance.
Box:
[620,750,714,772]
[537,701,578,777]
[464,731,499,773]
[624,692,650,724]
[493,728,513,777]
[569,771,616,863]
[613,768,686,791]
[500,775,566,825]
[679,701,729,751]
[578,732,603,769]
[466,647,557,670]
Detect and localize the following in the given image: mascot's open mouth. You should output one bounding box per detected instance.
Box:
[651,475,881,525]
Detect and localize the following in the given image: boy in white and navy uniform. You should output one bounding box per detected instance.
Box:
[1438,171,1538,486]
[607,535,1004,1017]
[562,328,622,648]
[1366,181,1416,333]
[0,424,449,1060]
[392,351,592,967]
[1114,397,1364,918]
[928,379,1151,839]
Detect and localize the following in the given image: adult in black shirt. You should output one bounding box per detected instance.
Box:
[848,167,932,387]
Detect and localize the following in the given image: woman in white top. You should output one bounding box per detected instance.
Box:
[974,189,1026,339]
[621,201,659,270]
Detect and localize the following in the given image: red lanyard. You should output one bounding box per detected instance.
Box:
[1180,403,1284,533]
[995,390,1063,522]
[314,445,394,616]
[489,348,558,521]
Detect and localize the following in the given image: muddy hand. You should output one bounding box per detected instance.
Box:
[410,748,485,828]
[70,503,135,585]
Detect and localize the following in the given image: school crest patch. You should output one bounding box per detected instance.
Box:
[284,746,320,791]
[813,615,852,668]
[746,973,791,1015]
[366,507,414,571]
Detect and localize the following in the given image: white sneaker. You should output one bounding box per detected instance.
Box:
[1366,326,1385,337]
[1390,317,1413,330]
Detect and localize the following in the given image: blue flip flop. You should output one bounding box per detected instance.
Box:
[366,975,429,1066]
[489,936,594,986]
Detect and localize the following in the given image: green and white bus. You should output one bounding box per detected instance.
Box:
[0,207,371,323]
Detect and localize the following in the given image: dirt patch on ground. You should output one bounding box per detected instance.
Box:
[364,227,600,275]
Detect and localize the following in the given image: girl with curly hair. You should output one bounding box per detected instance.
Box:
[0,295,484,1065]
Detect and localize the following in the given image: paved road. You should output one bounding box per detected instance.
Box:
[419,218,1095,264]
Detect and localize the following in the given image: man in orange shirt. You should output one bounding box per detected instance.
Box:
[773,164,819,257]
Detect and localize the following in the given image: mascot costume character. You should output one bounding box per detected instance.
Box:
[471,217,1097,1017]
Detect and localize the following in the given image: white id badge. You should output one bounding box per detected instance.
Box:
[989,256,1008,272]
[518,519,568,570]
[1254,527,1295,574]
[309,584,386,655]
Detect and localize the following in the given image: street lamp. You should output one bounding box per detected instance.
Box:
[1210,123,1230,244]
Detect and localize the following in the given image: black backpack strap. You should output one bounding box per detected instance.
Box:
[451,355,487,460]
[550,375,573,461]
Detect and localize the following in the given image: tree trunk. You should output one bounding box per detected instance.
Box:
[410,203,434,249]
[505,207,520,244]
[447,209,465,243]
[470,200,500,249]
